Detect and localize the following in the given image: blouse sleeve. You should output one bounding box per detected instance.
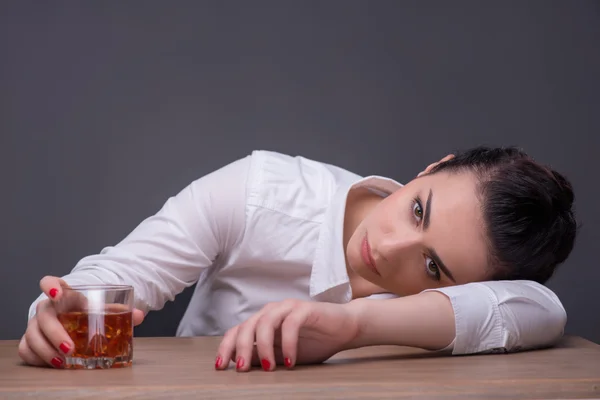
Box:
[28,155,251,319]
[426,280,567,354]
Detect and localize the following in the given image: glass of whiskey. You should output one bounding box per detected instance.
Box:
[56,284,134,369]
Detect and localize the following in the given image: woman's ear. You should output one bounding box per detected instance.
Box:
[417,154,455,177]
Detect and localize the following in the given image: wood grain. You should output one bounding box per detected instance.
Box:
[1,336,599,399]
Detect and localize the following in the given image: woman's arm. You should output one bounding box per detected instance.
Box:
[351,280,567,354]
[28,155,251,319]
[215,280,567,371]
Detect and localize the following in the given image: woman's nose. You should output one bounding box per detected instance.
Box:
[378,233,421,263]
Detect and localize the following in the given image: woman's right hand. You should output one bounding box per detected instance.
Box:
[18,276,145,368]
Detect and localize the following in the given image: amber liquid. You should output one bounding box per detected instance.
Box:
[57,311,133,369]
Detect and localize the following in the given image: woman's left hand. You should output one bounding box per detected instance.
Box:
[215,299,361,372]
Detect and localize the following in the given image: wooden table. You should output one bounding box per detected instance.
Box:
[1,336,599,399]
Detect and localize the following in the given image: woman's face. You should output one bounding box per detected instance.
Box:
[346,170,491,296]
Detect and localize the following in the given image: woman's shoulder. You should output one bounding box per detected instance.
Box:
[248,149,363,183]
[245,150,364,217]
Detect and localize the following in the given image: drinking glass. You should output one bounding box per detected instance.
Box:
[55,284,134,369]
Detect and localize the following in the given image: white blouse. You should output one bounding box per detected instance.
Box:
[28,150,567,355]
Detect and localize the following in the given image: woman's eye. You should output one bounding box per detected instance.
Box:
[425,258,440,281]
[413,201,423,220]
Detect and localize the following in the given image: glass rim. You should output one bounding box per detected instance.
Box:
[63,284,133,291]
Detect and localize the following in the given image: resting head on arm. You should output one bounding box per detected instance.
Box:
[216,147,580,371]
[430,147,577,283]
[344,146,578,352]
[345,146,578,296]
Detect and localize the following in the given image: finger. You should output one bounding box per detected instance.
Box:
[37,304,74,357]
[18,335,46,367]
[231,344,284,367]
[215,325,240,371]
[255,303,294,371]
[249,337,286,367]
[39,276,69,302]
[280,306,310,369]
[230,302,279,372]
[24,317,65,369]
[234,317,261,372]
[133,309,145,326]
[216,302,280,372]
[103,304,144,326]
[39,277,90,314]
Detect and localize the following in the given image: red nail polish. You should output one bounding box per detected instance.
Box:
[236,357,244,369]
[59,342,70,354]
[49,288,58,298]
[51,357,63,368]
[284,357,292,368]
[215,356,222,369]
[261,359,271,371]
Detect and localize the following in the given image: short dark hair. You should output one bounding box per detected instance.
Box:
[430,146,578,284]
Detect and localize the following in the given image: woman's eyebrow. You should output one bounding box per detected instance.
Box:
[423,189,456,283]
[428,247,456,283]
[423,189,433,230]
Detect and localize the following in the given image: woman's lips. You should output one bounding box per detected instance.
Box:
[361,235,380,276]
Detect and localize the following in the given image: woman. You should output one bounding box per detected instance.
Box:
[19,146,577,372]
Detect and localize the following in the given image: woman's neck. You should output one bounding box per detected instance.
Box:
[342,187,387,299]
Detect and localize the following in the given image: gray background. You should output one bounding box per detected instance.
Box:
[1,1,599,343]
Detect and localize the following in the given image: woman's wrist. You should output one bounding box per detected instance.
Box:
[344,291,457,351]
[343,298,374,349]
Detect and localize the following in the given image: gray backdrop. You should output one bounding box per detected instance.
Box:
[2,1,599,344]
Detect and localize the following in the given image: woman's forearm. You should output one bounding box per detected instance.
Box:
[347,280,567,355]
[348,291,456,351]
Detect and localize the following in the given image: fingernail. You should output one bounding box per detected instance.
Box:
[49,288,58,298]
[59,342,70,354]
[51,357,63,368]
[284,357,292,368]
[214,356,222,369]
[261,359,271,371]
[236,357,244,370]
